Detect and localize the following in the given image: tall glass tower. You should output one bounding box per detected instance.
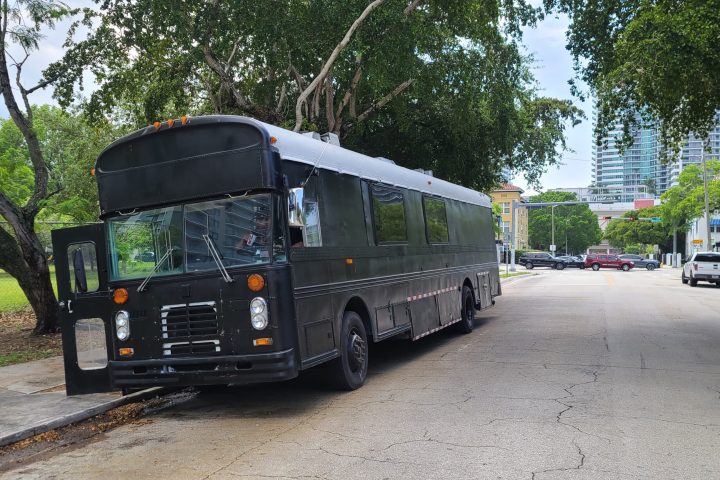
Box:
[591,110,665,200]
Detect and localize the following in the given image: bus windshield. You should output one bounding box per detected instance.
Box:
[107,194,281,281]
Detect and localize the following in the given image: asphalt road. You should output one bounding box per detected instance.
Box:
[4,267,720,479]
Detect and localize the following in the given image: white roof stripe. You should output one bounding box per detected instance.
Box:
[253,120,491,208]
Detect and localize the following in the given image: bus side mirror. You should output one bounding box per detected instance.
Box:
[288,187,305,227]
[72,248,88,293]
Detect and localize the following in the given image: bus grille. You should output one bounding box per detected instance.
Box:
[161,302,218,340]
[162,340,220,357]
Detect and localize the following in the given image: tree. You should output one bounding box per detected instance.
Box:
[48,0,582,190]
[0,1,96,333]
[527,191,602,254]
[548,0,720,154]
[604,207,672,251]
[659,160,720,237]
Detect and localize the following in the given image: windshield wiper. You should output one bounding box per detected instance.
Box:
[137,246,175,292]
[202,234,234,283]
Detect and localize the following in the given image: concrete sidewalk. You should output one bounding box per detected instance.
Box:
[0,356,154,447]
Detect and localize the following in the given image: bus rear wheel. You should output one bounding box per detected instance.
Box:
[456,285,475,334]
[329,311,368,390]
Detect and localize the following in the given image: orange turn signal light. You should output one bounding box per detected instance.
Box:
[345,258,353,265]
[270,136,277,144]
[247,274,265,292]
[119,347,134,357]
[113,288,129,305]
[253,338,273,347]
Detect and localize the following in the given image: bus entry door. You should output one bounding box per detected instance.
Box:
[52,224,114,395]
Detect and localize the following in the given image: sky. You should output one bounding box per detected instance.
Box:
[517,13,594,195]
[2,4,593,195]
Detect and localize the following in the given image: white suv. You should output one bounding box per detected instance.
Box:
[682,252,720,286]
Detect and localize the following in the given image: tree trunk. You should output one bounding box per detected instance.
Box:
[0,223,59,334]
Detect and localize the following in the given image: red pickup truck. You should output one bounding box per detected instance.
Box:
[584,254,635,271]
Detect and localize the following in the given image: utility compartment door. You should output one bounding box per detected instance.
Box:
[52,224,114,395]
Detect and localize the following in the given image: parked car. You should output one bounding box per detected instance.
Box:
[618,254,660,271]
[556,255,585,269]
[682,252,720,286]
[584,254,635,271]
[518,252,567,270]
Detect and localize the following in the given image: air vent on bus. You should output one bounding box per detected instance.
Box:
[161,302,218,340]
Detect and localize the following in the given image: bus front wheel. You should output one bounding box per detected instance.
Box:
[456,285,475,334]
[329,311,368,390]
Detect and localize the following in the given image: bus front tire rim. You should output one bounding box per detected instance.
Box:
[348,329,366,372]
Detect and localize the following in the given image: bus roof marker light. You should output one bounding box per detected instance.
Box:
[248,274,265,292]
[153,121,161,130]
[167,118,175,127]
[113,288,129,304]
[90,168,95,177]
[270,136,277,144]
[180,115,189,125]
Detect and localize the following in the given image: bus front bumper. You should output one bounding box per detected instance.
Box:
[109,348,298,389]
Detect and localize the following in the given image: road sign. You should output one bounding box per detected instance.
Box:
[692,239,703,245]
[650,217,661,223]
[549,244,556,251]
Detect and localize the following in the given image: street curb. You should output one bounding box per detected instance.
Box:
[500,272,537,286]
[0,387,169,448]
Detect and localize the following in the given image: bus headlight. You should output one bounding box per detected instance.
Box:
[250,297,268,330]
[115,310,130,341]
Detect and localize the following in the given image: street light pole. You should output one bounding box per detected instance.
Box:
[551,205,557,254]
[702,144,711,251]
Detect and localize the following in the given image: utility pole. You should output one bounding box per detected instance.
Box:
[510,199,516,272]
[551,205,557,254]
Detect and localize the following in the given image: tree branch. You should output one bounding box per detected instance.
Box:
[202,43,247,108]
[404,0,423,15]
[325,71,335,131]
[356,79,414,123]
[336,56,363,122]
[293,0,386,131]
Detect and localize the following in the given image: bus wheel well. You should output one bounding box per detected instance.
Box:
[462,278,476,305]
[344,297,373,342]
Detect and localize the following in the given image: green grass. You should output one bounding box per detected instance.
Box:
[500,271,531,279]
[0,267,58,312]
[0,349,59,367]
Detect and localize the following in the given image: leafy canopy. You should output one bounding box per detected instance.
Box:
[547,0,720,154]
[527,191,602,254]
[47,0,583,190]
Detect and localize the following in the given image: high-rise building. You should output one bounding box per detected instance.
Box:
[591,111,667,200]
[669,112,720,186]
[591,109,720,197]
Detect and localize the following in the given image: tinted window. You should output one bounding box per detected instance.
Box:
[423,197,449,243]
[371,184,407,243]
[695,254,720,262]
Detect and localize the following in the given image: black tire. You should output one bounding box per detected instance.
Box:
[681,272,688,284]
[579,264,586,269]
[689,276,698,287]
[525,262,534,270]
[646,264,656,271]
[591,263,601,271]
[456,285,475,334]
[621,264,630,271]
[329,311,368,390]
[555,263,566,270]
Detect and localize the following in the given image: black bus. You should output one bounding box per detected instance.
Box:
[52,115,501,395]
